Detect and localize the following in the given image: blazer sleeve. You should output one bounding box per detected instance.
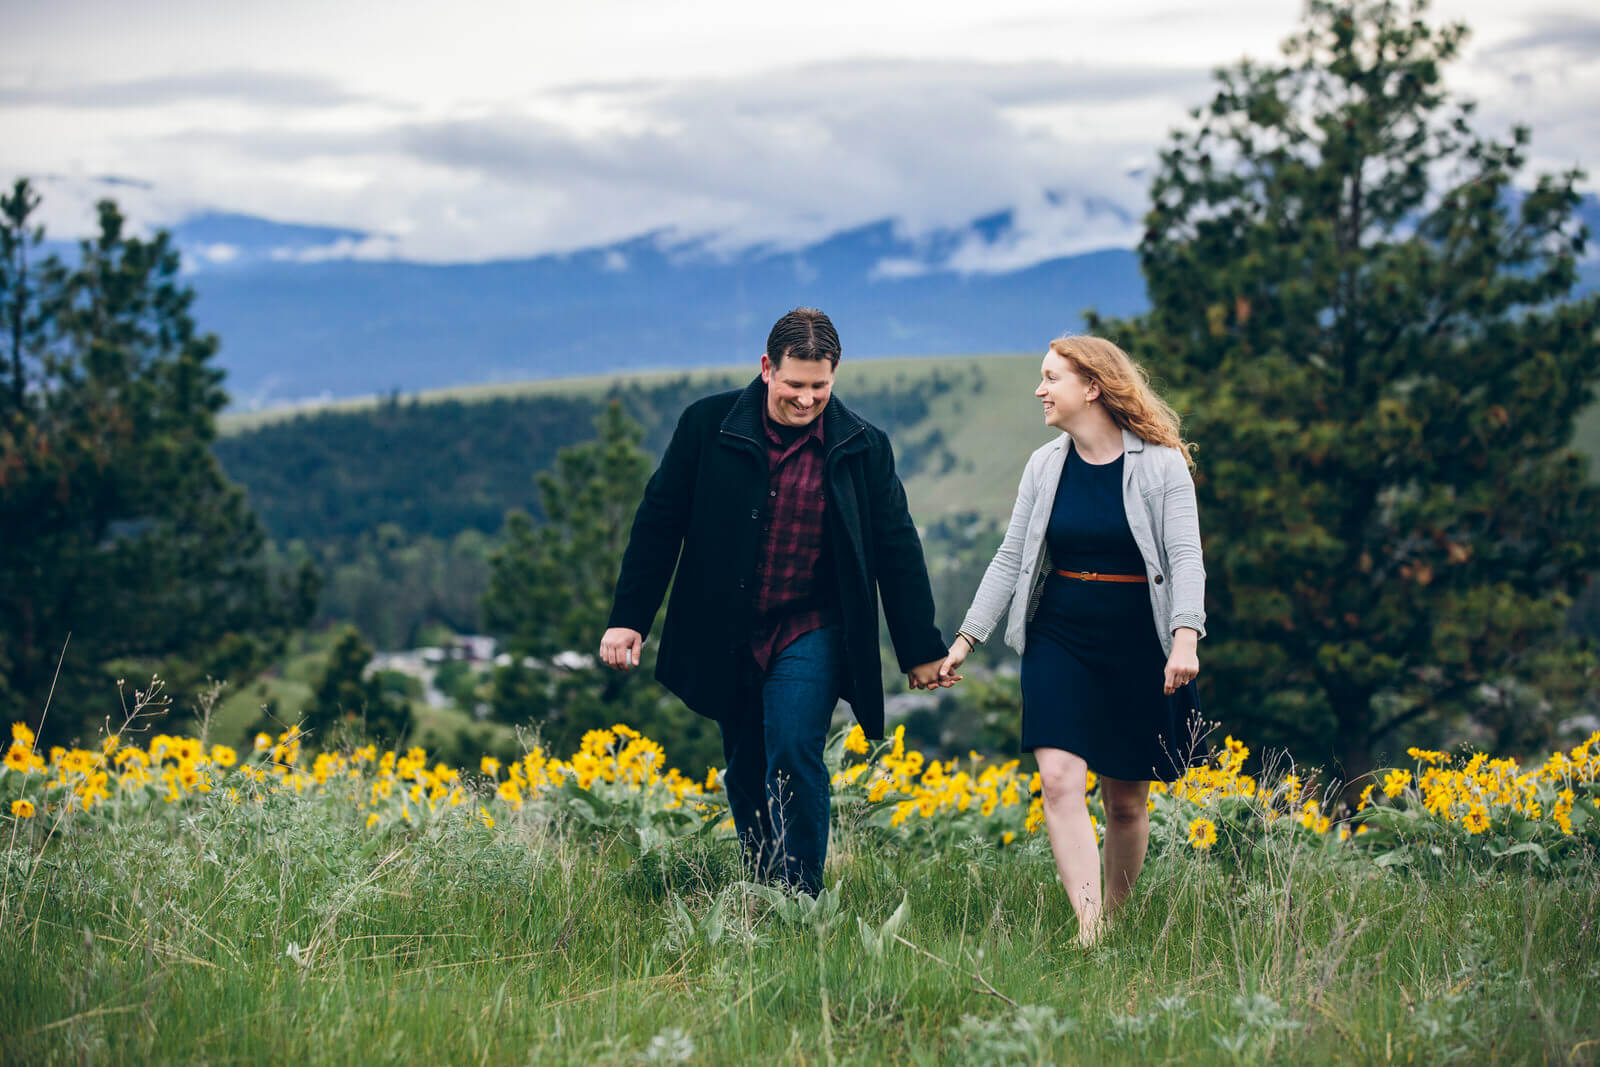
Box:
[1161,451,1207,639]
[863,430,948,671]
[958,457,1038,644]
[607,407,701,636]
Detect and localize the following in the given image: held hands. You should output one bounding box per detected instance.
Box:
[907,659,957,690]
[909,633,973,690]
[934,634,972,687]
[599,627,644,671]
[1163,627,1200,695]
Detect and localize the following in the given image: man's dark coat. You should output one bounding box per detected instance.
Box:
[608,376,946,739]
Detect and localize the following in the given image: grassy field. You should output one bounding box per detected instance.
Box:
[4,720,1598,1065]
[4,789,1596,1065]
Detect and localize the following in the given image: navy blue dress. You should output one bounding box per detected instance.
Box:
[1019,445,1199,782]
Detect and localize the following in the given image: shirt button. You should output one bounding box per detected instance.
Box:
[1154,574,1164,585]
[769,490,777,497]
[750,509,759,519]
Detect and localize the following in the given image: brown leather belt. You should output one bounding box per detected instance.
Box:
[1055,569,1146,583]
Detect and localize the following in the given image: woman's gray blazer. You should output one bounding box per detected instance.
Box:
[957,428,1206,657]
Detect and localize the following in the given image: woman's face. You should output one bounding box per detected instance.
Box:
[1036,351,1098,429]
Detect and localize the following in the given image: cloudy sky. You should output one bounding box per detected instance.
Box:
[3,0,1596,265]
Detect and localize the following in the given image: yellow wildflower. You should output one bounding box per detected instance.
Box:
[1187,817,1218,849]
[76,771,112,810]
[1382,769,1411,798]
[833,763,870,787]
[11,799,34,818]
[210,745,237,768]
[843,725,869,756]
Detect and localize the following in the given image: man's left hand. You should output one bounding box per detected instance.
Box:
[908,660,957,690]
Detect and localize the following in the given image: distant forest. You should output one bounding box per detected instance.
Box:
[213,372,966,645]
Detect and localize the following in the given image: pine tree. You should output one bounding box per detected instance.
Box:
[302,626,410,746]
[0,184,316,743]
[1095,1,1600,782]
[483,402,722,772]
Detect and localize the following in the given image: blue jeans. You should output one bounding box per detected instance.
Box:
[721,626,843,896]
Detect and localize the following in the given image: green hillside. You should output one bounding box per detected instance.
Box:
[222,350,1599,534]
[1577,400,1600,471]
[217,352,1054,525]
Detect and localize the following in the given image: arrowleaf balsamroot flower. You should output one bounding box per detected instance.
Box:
[3,723,1594,861]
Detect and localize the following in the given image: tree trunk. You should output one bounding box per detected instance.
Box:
[1331,687,1377,809]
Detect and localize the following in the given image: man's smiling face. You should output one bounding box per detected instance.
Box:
[761,353,835,427]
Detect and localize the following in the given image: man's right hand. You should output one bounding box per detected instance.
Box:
[599,627,644,671]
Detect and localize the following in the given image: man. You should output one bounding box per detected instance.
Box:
[599,307,951,895]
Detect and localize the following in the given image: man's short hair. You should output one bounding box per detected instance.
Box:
[766,307,841,368]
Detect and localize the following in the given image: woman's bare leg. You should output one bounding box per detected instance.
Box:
[1034,747,1102,945]
[1099,776,1151,917]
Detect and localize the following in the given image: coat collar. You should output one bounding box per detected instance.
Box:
[721,375,866,456]
[1052,426,1146,457]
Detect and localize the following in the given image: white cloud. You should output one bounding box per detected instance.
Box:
[267,235,402,262]
[0,0,1592,269]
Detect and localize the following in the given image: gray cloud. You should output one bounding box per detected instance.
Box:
[124,57,1189,260]
[553,58,1210,108]
[391,58,1200,215]
[0,69,364,109]
[1480,14,1600,61]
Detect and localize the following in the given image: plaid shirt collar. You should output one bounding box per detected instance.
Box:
[761,392,826,451]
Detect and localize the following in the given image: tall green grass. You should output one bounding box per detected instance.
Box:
[3,789,1595,1065]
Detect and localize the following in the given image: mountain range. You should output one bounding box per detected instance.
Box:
[158,203,1147,409]
[33,176,1600,410]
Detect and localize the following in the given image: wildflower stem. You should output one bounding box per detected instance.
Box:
[892,933,1018,1008]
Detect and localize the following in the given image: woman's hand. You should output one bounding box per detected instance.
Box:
[1163,627,1199,695]
[937,635,973,685]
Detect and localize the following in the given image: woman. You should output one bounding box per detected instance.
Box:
[939,335,1205,946]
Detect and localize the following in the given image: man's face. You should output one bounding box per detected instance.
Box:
[761,353,835,427]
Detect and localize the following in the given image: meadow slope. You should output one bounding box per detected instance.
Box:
[3,722,1597,1065]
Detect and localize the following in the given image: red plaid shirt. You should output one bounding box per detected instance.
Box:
[749,402,834,670]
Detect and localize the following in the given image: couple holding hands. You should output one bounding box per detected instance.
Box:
[598,307,1204,943]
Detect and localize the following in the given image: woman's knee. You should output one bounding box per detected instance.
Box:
[1035,750,1089,806]
[1101,780,1150,827]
